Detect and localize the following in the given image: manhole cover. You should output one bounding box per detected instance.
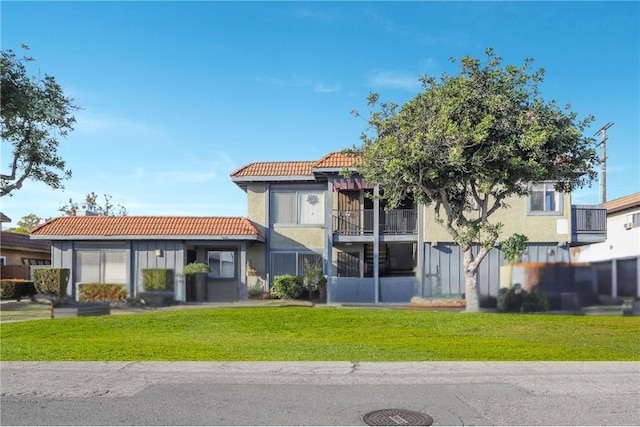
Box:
[363,409,433,426]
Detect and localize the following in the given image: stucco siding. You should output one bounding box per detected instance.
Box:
[270,227,325,250]
[422,194,571,243]
[246,183,267,228]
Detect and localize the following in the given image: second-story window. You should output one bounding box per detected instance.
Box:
[528,183,563,215]
[271,190,324,225]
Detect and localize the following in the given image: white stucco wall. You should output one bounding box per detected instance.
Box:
[572,208,640,262]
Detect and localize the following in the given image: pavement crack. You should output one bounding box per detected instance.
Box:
[349,361,360,374]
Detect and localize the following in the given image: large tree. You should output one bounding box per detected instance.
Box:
[349,49,599,312]
[1,45,78,197]
[59,192,128,216]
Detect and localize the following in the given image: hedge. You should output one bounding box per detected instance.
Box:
[32,268,70,296]
[0,279,36,300]
[142,269,174,291]
[78,283,128,302]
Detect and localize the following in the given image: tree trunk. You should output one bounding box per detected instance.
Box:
[463,246,480,312]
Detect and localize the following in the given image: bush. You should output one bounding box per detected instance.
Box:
[183,262,210,275]
[271,274,305,299]
[0,279,36,300]
[78,283,127,302]
[32,268,70,297]
[142,269,174,291]
[498,285,548,313]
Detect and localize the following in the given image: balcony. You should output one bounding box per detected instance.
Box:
[332,209,417,236]
[571,205,607,244]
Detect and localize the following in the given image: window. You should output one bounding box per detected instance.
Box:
[270,190,324,225]
[207,250,235,279]
[76,250,127,284]
[270,252,323,280]
[528,183,563,215]
[0,256,6,266]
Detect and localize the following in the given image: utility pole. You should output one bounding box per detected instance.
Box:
[594,122,614,204]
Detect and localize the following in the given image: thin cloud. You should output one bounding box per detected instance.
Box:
[74,112,161,137]
[260,75,341,93]
[368,71,421,91]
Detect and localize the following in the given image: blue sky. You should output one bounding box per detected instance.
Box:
[1,1,638,226]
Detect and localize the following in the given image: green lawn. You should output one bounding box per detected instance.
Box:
[1,307,638,361]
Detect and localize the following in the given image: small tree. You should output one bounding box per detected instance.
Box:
[59,192,128,216]
[6,213,46,234]
[501,233,529,264]
[1,45,78,197]
[349,48,599,312]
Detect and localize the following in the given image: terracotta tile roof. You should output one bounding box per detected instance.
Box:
[30,216,265,240]
[312,152,361,169]
[1,231,51,252]
[230,161,314,177]
[603,192,640,214]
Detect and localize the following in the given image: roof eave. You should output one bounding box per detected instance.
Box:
[31,234,265,242]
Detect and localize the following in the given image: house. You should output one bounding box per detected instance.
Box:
[30,216,264,302]
[230,152,607,303]
[29,151,607,305]
[571,192,640,298]
[0,231,52,280]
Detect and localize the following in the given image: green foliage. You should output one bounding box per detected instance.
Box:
[349,48,599,312]
[271,274,305,299]
[1,45,78,197]
[32,268,70,296]
[1,308,638,361]
[78,283,127,302]
[501,233,529,263]
[498,285,548,312]
[5,213,46,234]
[142,269,174,291]
[0,279,35,299]
[183,262,210,275]
[59,192,128,216]
[303,258,325,291]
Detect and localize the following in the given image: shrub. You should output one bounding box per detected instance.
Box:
[183,262,210,275]
[78,283,127,302]
[142,269,174,291]
[0,279,36,300]
[498,284,548,313]
[271,274,305,299]
[32,268,70,297]
[501,233,529,263]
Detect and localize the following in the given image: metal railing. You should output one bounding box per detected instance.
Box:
[332,209,417,235]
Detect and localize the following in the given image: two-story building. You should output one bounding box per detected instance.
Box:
[230,151,607,303]
[30,151,607,304]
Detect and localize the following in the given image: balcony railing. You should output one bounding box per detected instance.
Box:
[332,209,417,236]
[571,205,606,244]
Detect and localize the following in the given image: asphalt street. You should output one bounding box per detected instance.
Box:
[1,362,639,426]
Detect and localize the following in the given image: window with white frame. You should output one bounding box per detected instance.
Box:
[270,252,323,281]
[207,250,235,279]
[528,183,563,215]
[0,256,6,266]
[270,190,324,225]
[76,250,127,284]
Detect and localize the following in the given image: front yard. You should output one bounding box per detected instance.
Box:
[1,306,638,361]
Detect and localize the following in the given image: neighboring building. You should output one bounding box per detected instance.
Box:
[29,152,608,304]
[571,192,640,298]
[30,216,264,302]
[0,231,51,280]
[230,152,607,303]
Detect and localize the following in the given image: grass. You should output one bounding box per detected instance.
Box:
[1,306,638,361]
